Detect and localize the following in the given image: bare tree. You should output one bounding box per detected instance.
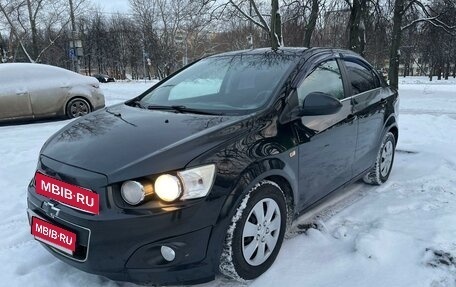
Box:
[224,0,282,49]
[346,0,368,55]
[388,0,455,89]
[0,0,87,63]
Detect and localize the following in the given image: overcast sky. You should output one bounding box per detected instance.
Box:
[90,0,130,13]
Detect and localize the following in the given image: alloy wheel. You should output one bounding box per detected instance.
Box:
[380,140,394,177]
[242,198,281,266]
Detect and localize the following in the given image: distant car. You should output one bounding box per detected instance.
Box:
[0,63,105,122]
[93,74,115,83]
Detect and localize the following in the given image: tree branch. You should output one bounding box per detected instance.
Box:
[249,0,270,31]
[228,0,268,31]
[0,2,34,62]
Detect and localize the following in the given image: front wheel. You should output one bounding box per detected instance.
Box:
[363,131,396,185]
[66,98,91,119]
[219,180,287,281]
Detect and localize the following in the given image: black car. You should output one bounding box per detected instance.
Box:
[27,48,398,285]
[93,74,115,83]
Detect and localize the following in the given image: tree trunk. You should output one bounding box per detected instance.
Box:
[303,0,318,47]
[388,0,404,90]
[270,0,281,49]
[444,61,449,80]
[437,64,442,80]
[26,0,38,60]
[348,0,367,56]
[88,54,92,76]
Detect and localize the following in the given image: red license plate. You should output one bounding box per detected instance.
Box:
[35,172,100,215]
[31,217,77,255]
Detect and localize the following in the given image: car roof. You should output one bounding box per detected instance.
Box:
[209,47,308,58]
[0,63,79,76]
[208,47,365,62]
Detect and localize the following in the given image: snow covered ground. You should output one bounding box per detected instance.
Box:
[0,77,455,287]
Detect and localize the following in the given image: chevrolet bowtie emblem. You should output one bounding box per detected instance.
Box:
[42,201,60,219]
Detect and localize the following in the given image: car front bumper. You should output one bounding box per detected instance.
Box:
[26,156,227,285]
[91,89,105,110]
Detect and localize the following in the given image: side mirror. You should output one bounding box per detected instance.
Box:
[299,92,343,116]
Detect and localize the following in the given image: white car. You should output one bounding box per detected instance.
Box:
[0,63,105,122]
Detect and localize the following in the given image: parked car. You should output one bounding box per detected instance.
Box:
[93,74,115,83]
[27,48,398,285]
[0,63,105,122]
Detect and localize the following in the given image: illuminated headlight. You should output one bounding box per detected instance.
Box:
[121,180,153,205]
[154,164,216,202]
[155,174,182,202]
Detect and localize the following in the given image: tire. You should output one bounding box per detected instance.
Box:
[219,180,287,281]
[66,98,91,119]
[363,132,396,185]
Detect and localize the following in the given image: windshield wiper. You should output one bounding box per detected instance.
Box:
[129,100,145,109]
[147,105,224,115]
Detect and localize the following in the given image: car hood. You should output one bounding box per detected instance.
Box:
[41,104,250,183]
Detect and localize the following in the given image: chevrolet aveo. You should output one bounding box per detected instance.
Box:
[27,48,399,285]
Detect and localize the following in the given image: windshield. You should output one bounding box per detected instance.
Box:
[137,54,298,115]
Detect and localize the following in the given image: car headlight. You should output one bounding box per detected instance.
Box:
[154,164,216,202]
[178,164,216,200]
[121,180,153,205]
[154,174,182,202]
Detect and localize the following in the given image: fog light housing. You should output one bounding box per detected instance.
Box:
[161,245,176,262]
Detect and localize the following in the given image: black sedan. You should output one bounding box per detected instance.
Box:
[93,74,115,83]
[27,48,398,285]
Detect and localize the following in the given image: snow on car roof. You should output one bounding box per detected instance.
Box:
[0,63,80,77]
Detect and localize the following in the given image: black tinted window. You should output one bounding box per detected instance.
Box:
[297,60,345,101]
[344,61,378,95]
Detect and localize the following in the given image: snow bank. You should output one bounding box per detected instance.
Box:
[399,76,456,116]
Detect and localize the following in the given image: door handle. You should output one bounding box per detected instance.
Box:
[347,114,356,121]
[380,98,387,107]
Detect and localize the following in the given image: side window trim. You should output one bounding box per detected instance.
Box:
[345,86,382,101]
[294,54,338,88]
[336,58,352,102]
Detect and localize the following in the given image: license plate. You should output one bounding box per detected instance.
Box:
[31,217,76,255]
[35,172,99,215]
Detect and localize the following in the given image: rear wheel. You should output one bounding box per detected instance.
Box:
[219,180,287,281]
[363,132,396,185]
[66,98,91,119]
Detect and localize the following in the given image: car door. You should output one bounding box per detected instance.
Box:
[342,58,388,176]
[0,72,33,120]
[28,67,68,118]
[293,58,357,208]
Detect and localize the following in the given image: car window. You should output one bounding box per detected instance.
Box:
[344,61,379,95]
[297,60,345,102]
[168,64,227,100]
[139,54,298,114]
